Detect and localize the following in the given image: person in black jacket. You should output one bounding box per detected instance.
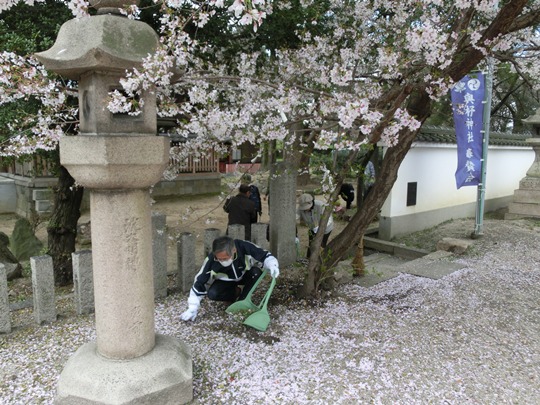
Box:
[241,173,262,220]
[223,184,257,240]
[339,183,355,209]
[180,236,280,321]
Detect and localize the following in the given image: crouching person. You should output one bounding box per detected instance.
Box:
[180,236,280,321]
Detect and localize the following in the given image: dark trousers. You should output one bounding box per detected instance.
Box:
[207,267,263,302]
[307,230,331,258]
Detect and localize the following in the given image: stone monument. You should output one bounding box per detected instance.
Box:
[505,107,540,220]
[269,162,297,266]
[35,1,192,403]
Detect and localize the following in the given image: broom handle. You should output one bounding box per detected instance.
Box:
[244,269,268,301]
[259,277,276,311]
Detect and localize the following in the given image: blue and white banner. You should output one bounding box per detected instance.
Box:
[451,73,485,189]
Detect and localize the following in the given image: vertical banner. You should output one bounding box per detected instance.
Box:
[451,73,485,189]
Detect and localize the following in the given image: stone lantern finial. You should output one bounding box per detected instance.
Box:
[90,0,139,15]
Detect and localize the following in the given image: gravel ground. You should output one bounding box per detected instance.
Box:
[1,217,539,404]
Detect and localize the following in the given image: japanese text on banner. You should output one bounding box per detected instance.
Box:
[451,73,485,189]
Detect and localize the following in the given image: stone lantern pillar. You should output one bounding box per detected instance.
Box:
[35,1,192,403]
[505,107,540,220]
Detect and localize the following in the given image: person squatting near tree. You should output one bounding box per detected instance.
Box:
[296,193,334,258]
[339,183,355,209]
[180,236,280,321]
[241,173,262,221]
[224,184,257,240]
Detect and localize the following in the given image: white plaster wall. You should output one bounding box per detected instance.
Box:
[381,142,534,218]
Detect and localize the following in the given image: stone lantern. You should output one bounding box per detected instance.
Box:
[505,107,540,219]
[35,1,192,403]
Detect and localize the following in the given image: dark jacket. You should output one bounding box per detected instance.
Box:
[191,240,273,298]
[339,183,355,196]
[224,193,257,239]
[248,184,262,214]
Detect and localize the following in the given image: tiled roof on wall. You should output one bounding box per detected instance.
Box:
[417,126,531,147]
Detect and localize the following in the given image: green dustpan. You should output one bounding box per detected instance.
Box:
[243,277,276,332]
[226,270,268,314]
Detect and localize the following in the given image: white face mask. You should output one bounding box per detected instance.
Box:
[218,258,233,267]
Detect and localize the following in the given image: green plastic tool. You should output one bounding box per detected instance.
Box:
[242,276,276,332]
[225,270,268,314]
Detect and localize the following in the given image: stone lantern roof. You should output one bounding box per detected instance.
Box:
[35,6,158,79]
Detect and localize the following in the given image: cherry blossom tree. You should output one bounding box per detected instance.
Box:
[131,0,540,295]
[0,0,278,285]
[0,0,82,285]
[1,0,540,294]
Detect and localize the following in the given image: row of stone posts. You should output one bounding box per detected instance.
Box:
[0,217,273,334]
[0,263,11,333]
[1,159,297,404]
[1,255,58,333]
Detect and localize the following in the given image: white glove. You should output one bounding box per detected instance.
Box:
[268,264,280,278]
[312,226,319,233]
[180,304,198,321]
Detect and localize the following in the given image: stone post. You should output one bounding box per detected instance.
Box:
[177,232,196,293]
[72,250,94,315]
[35,1,192,403]
[0,264,10,334]
[204,228,221,256]
[506,107,540,219]
[269,162,297,266]
[228,224,245,241]
[31,255,56,324]
[251,223,269,250]
[152,212,168,299]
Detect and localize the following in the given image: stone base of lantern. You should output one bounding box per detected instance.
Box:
[505,138,540,220]
[505,185,540,219]
[55,334,193,404]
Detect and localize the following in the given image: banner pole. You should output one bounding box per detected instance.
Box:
[473,58,494,238]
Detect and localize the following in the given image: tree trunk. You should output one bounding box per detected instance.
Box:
[300,91,433,296]
[296,149,312,187]
[287,122,314,187]
[351,235,365,276]
[47,165,84,286]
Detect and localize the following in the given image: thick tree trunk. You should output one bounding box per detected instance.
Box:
[325,93,432,270]
[47,165,84,286]
[287,122,314,187]
[300,91,433,297]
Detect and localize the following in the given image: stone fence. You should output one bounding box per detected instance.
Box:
[0,212,270,334]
